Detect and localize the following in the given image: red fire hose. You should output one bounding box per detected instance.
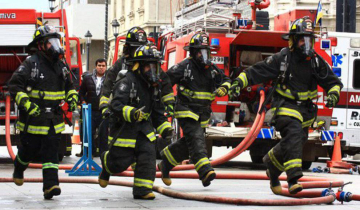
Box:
[4,93,360,205]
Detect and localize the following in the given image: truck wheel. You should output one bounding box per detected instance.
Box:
[302,161,312,170]
[250,155,263,164]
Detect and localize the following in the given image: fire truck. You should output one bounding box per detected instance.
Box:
[0,9,83,160]
[154,0,360,169]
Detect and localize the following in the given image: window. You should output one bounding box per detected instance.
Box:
[122,0,125,15]
[353,59,360,89]
[168,51,176,69]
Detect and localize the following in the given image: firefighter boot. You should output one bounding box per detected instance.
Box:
[44,185,61,199]
[12,168,24,186]
[99,152,110,188]
[288,179,303,194]
[266,169,282,195]
[157,161,172,186]
[201,170,216,187]
[134,192,156,200]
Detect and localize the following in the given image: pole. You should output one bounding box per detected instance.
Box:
[343,0,346,32]
[86,43,90,72]
[104,0,109,60]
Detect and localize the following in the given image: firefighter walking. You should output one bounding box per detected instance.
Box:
[98,44,169,199]
[8,25,78,199]
[229,17,343,194]
[157,32,231,187]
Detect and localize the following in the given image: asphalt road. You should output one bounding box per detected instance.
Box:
[1,145,360,210]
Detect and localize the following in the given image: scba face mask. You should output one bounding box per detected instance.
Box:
[196,49,211,68]
[296,36,314,58]
[141,62,160,85]
[45,38,64,60]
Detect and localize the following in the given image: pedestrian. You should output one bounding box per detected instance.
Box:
[78,58,107,157]
[8,25,78,199]
[157,32,232,187]
[98,44,169,200]
[229,16,343,195]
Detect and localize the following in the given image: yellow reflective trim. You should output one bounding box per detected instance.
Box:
[123,106,134,122]
[16,155,29,166]
[42,162,59,169]
[292,24,297,30]
[146,132,156,142]
[54,122,65,134]
[104,151,112,174]
[268,149,284,171]
[138,51,143,56]
[181,88,215,101]
[190,38,195,43]
[100,96,110,106]
[127,33,131,38]
[275,85,317,100]
[162,92,175,103]
[302,118,315,128]
[271,107,303,122]
[35,30,41,36]
[15,92,29,105]
[163,146,179,166]
[16,121,50,135]
[157,121,172,135]
[221,82,231,89]
[66,89,77,101]
[284,159,302,166]
[200,118,210,128]
[328,85,340,95]
[285,164,302,171]
[134,178,153,189]
[113,138,136,148]
[238,72,248,87]
[174,111,199,121]
[194,157,210,172]
[29,90,66,100]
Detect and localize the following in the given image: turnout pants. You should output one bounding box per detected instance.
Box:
[263,101,315,182]
[161,117,213,180]
[102,132,156,196]
[14,125,60,191]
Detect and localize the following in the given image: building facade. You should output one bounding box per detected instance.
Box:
[108,0,179,64]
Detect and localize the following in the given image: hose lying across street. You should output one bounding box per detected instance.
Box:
[3,93,360,205]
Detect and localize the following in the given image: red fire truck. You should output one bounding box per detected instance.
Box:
[155,0,360,169]
[0,9,83,161]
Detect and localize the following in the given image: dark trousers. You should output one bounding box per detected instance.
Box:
[102,132,156,196]
[263,115,309,182]
[14,125,60,191]
[161,117,213,179]
[98,117,109,155]
[91,110,102,154]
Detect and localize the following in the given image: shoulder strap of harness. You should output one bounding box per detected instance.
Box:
[26,54,40,93]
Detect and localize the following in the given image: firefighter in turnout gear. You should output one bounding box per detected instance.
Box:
[99,27,174,153]
[157,32,231,187]
[229,17,343,195]
[98,44,170,200]
[8,25,78,199]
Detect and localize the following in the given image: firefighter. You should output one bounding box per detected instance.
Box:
[229,17,343,195]
[8,25,78,199]
[99,27,174,152]
[157,32,231,187]
[98,44,169,200]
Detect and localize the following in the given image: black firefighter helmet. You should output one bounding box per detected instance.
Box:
[123,26,148,46]
[28,25,61,49]
[184,32,212,68]
[282,16,315,41]
[129,44,161,84]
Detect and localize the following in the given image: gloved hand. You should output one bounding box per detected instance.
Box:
[165,104,174,117]
[214,87,228,97]
[102,107,111,119]
[326,94,339,108]
[67,94,78,112]
[23,100,41,117]
[133,107,146,122]
[161,127,174,142]
[228,80,241,100]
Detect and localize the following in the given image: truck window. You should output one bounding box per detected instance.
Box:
[168,51,176,69]
[354,59,360,89]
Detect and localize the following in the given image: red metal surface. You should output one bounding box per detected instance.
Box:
[231,30,288,47]
[0,9,37,24]
[274,9,317,32]
[69,37,83,86]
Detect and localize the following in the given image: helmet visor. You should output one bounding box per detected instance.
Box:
[303,36,313,56]
[47,38,63,54]
[199,49,210,64]
[143,62,160,84]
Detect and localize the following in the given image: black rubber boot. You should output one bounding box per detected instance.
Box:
[266,169,282,195]
[44,185,61,199]
[13,169,24,186]
[288,179,303,194]
[133,192,156,200]
[99,152,110,188]
[157,161,171,186]
[201,170,216,187]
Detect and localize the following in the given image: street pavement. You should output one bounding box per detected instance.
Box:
[1,145,360,210]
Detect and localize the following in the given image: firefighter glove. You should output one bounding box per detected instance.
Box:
[214,87,227,97]
[229,80,241,100]
[326,94,339,108]
[67,94,78,112]
[24,100,41,117]
[102,107,111,119]
[133,107,146,122]
[165,104,174,117]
